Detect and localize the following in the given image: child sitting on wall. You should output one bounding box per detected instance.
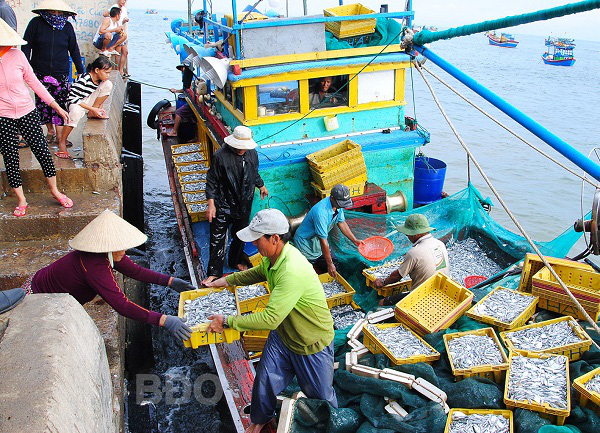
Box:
[56,56,114,159]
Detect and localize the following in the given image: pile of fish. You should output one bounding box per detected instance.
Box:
[184,192,207,203]
[237,284,268,301]
[366,324,436,359]
[322,280,346,298]
[363,258,405,280]
[180,172,207,182]
[447,238,502,285]
[504,320,582,352]
[172,143,201,154]
[448,412,510,433]
[585,373,600,394]
[183,290,237,327]
[182,181,206,192]
[471,288,536,324]
[507,354,568,409]
[330,304,365,330]
[447,334,505,370]
[188,203,208,213]
[174,151,206,163]
[179,162,209,173]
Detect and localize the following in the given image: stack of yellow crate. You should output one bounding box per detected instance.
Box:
[171,143,210,222]
[306,139,367,199]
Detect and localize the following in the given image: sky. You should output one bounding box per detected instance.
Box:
[128,0,600,41]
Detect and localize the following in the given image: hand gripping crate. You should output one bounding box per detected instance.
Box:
[363,323,440,365]
[235,282,270,314]
[242,308,270,353]
[185,201,208,223]
[573,366,600,415]
[531,264,600,321]
[323,4,377,39]
[465,286,538,331]
[363,262,412,297]
[518,253,592,293]
[499,315,593,361]
[394,272,473,336]
[443,327,509,383]
[318,273,356,309]
[504,352,571,426]
[444,409,514,433]
[178,288,241,349]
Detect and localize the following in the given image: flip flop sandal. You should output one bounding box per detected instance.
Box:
[54,151,72,159]
[55,194,73,208]
[13,205,27,217]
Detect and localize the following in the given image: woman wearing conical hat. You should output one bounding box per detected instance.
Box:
[0,18,73,217]
[21,210,194,340]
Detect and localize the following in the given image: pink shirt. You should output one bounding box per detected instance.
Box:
[0,47,54,119]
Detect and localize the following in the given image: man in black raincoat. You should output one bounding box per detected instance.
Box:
[203,126,268,284]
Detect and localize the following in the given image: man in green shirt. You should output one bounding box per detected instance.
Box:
[206,208,337,433]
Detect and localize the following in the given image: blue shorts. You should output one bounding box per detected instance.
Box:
[93,33,119,50]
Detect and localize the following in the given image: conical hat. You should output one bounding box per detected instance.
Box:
[69,210,148,253]
[0,18,26,46]
[32,0,76,15]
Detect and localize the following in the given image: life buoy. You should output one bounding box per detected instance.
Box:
[147,99,172,129]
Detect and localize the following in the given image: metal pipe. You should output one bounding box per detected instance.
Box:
[303,0,307,15]
[414,45,600,182]
[187,0,193,36]
[203,0,208,44]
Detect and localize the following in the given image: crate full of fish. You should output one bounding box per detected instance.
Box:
[178,288,240,349]
[531,264,600,321]
[362,258,412,297]
[518,253,593,293]
[499,316,592,361]
[466,287,538,331]
[394,271,473,336]
[573,366,600,415]
[183,191,207,204]
[443,327,509,383]
[172,151,207,165]
[186,201,208,223]
[178,170,207,184]
[363,323,440,365]
[504,352,571,425]
[444,409,513,433]
[175,161,210,174]
[181,180,206,193]
[330,302,365,330]
[242,308,270,352]
[235,282,270,314]
[171,142,206,156]
[318,273,356,308]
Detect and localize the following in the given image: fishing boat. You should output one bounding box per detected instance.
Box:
[145,9,158,15]
[546,36,576,49]
[486,31,519,47]
[543,44,576,66]
[151,2,600,432]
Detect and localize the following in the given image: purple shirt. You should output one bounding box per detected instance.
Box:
[32,251,170,326]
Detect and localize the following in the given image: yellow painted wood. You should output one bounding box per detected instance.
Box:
[214,91,246,123]
[348,74,358,107]
[299,80,309,113]
[230,44,405,69]
[395,68,405,102]
[244,86,258,120]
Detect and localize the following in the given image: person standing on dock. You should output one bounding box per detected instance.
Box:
[103,0,129,77]
[293,184,363,277]
[202,125,268,284]
[24,210,196,341]
[205,209,337,433]
[375,213,450,306]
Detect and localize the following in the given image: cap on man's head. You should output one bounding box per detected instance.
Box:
[237,209,290,242]
[330,184,353,209]
[396,213,435,236]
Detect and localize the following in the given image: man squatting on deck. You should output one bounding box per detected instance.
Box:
[206,209,337,433]
[375,213,450,305]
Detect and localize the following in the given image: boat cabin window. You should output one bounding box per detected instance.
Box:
[308,75,349,109]
[257,81,300,116]
[223,82,234,106]
[234,87,244,113]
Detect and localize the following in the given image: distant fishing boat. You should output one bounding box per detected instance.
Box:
[486,31,519,48]
[145,9,158,14]
[545,36,576,49]
[542,43,576,66]
[163,16,169,20]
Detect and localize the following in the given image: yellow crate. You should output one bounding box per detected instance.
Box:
[362,262,412,297]
[363,323,440,365]
[306,140,363,173]
[178,170,208,185]
[504,352,570,425]
[444,409,514,433]
[518,253,592,293]
[171,142,206,155]
[235,282,270,314]
[573,366,600,415]
[172,151,207,165]
[311,178,365,199]
[242,307,270,352]
[394,272,473,336]
[186,201,207,223]
[318,273,356,308]
[175,161,210,174]
[181,181,206,193]
[499,315,593,361]
[443,327,509,383]
[324,4,377,39]
[183,192,207,204]
[310,162,367,190]
[178,288,240,349]
[465,287,538,331]
[535,290,600,322]
[248,252,263,267]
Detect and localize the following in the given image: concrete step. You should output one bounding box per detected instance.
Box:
[0,145,96,195]
[0,191,120,243]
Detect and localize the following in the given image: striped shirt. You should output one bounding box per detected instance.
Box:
[68,73,99,107]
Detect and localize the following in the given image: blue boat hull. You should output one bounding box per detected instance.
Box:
[542,56,576,66]
[487,36,518,48]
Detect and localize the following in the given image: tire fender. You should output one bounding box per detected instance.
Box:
[147,99,171,129]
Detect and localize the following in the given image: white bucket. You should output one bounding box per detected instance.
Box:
[324,115,339,131]
[258,106,266,117]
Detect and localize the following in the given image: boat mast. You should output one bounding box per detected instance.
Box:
[188,0,193,34]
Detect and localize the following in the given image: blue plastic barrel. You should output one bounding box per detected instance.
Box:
[413,156,447,205]
[176,94,188,109]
